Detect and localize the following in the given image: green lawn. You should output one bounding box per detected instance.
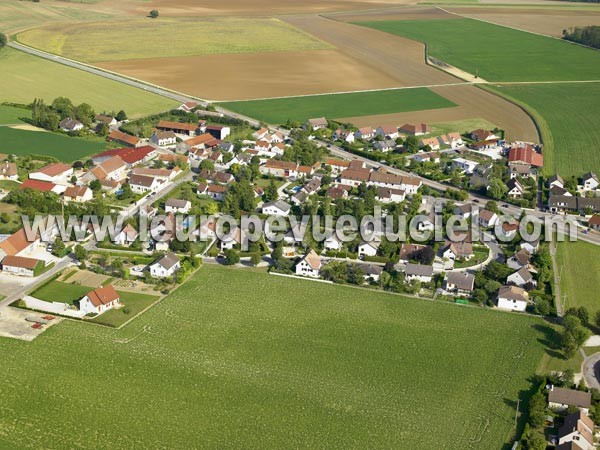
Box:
[556,240,600,313]
[0,265,550,449]
[219,88,456,124]
[0,104,30,125]
[491,83,600,177]
[30,280,90,304]
[0,126,107,162]
[0,47,177,118]
[88,291,160,328]
[355,18,600,82]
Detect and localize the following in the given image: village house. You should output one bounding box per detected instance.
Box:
[340,168,371,187]
[131,166,180,181]
[29,162,73,185]
[129,174,164,194]
[501,221,520,240]
[589,214,600,231]
[508,143,543,168]
[376,187,405,203]
[20,179,64,194]
[149,253,181,279]
[439,132,464,149]
[165,198,191,214]
[354,127,374,141]
[557,410,595,450]
[508,248,531,270]
[199,169,234,185]
[548,195,600,214]
[324,233,343,251]
[398,243,429,264]
[262,200,291,217]
[470,129,499,142]
[1,255,41,277]
[520,239,539,254]
[113,223,139,247]
[509,162,533,180]
[0,162,18,181]
[327,185,349,200]
[79,285,121,315]
[306,117,328,131]
[207,184,227,201]
[497,285,529,312]
[107,130,143,148]
[184,133,220,153]
[358,239,381,258]
[363,264,383,282]
[59,118,83,133]
[178,101,198,113]
[581,172,599,192]
[295,250,322,278]
[506,178,525,198]
[507,267,536,289]
[419,137,441,151]
[548,174,564,189]
[290,189,306,206]
[260,160,298,178]
[404,263,433,283]
[375,125,399,140]
[400,123,429,136]
[548,387,592,414]
[95,114,117,127]
[151,131,177,148]
[452,158,479,175]
[325,158,350,176]
[374,139,396,152]
[302,178,321,196]
[477,209,498,228]
[63,185,93,203]
[86,156,128,182]
[413,152,441,164]
[206,125,231,140]
[441,241,474,261]
[444,272,475,296]
[332,129,355,144]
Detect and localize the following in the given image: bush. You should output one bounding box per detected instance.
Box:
[149,10,159,18]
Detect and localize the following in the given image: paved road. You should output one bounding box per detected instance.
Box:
[582,351,600,390]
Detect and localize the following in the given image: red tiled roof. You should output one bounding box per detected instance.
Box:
[2,255,40,270]
[20,179,57,192]
[508,144,543,167]
[157,120,198,132]
[93,146,154,165]
[0,228,38,256]
[86,285,120,307]
[33,163,71,177]
[107,130,140,147]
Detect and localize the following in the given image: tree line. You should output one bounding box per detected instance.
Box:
[31,97,95,131]
[563,26,600,49]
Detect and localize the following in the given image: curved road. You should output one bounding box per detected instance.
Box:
[582,351,600,391]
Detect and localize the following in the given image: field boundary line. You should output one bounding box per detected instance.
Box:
[436,5,600,53]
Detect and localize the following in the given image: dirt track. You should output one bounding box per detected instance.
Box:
[285,15,539,141]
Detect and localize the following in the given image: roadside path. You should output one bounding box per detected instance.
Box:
[549,238,564,317]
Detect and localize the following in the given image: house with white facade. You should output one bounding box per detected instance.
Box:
[79,285,121,316]
[262,200,291,217]
[497,285,529,312]
[295,250,321,278]
[149,253,181,279]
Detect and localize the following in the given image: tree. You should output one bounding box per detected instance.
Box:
[199,159,214,171]
[224,249,240,265]
[487,178,508,200]
[89,179,102,192]
[263,179,278,202]
[485,200,499,214]
[149,9,159,18]
[74,103,95,127]
[116,110,127,121]
[51,239,66,257]
[0,33,6,50]
[74,245,87,261]
[404,135,419,153]
[250,253,261,267]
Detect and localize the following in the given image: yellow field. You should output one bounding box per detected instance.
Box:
[0,48,177,118]
[17,17,332,62]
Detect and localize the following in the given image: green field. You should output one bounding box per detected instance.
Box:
[0,265,548,448]
[88,291,160,328]
[0,47,177,118]
[556,240,600,313]
[0,104,29,125]
[355,18,600,82]
[491,83,600,177]
[17,17,330,62]
[219,88,457,124]
[0,126,107,162]
[30,280,90,304]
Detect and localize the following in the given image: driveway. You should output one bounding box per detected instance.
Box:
[582,351,600,390]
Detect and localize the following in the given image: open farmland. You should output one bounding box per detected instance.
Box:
[0,48,177,118]
[0,105,29,125]
[492,83,600,176]
[0,127,107,162]
[556,240,600,314]
[0,265,547,449]
[218,88,456,124]
[355,18,600,81]
[17,17,331,62]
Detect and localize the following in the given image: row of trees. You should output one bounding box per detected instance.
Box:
[31,97,95,131]
[563,26,600,48]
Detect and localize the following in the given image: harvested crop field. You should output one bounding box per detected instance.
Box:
[447,7,600,37]
[218,88,456,124]
[0,265,548,449]
[98,50,402,102]
[17,17,330,62]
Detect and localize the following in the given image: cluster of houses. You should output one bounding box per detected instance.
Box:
[547,386,596,450]
[548,172,600,216]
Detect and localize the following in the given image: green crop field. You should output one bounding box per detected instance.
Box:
[490,83,600,177]
[31,280,90,304]
[0,127,107,162]
[556,240,600,314]
[219,88,457,124]
[17,17,331,62]
[355,18,600,82]
[0,265,548,449]
[0,48,177,118]
[0,104,30,125]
